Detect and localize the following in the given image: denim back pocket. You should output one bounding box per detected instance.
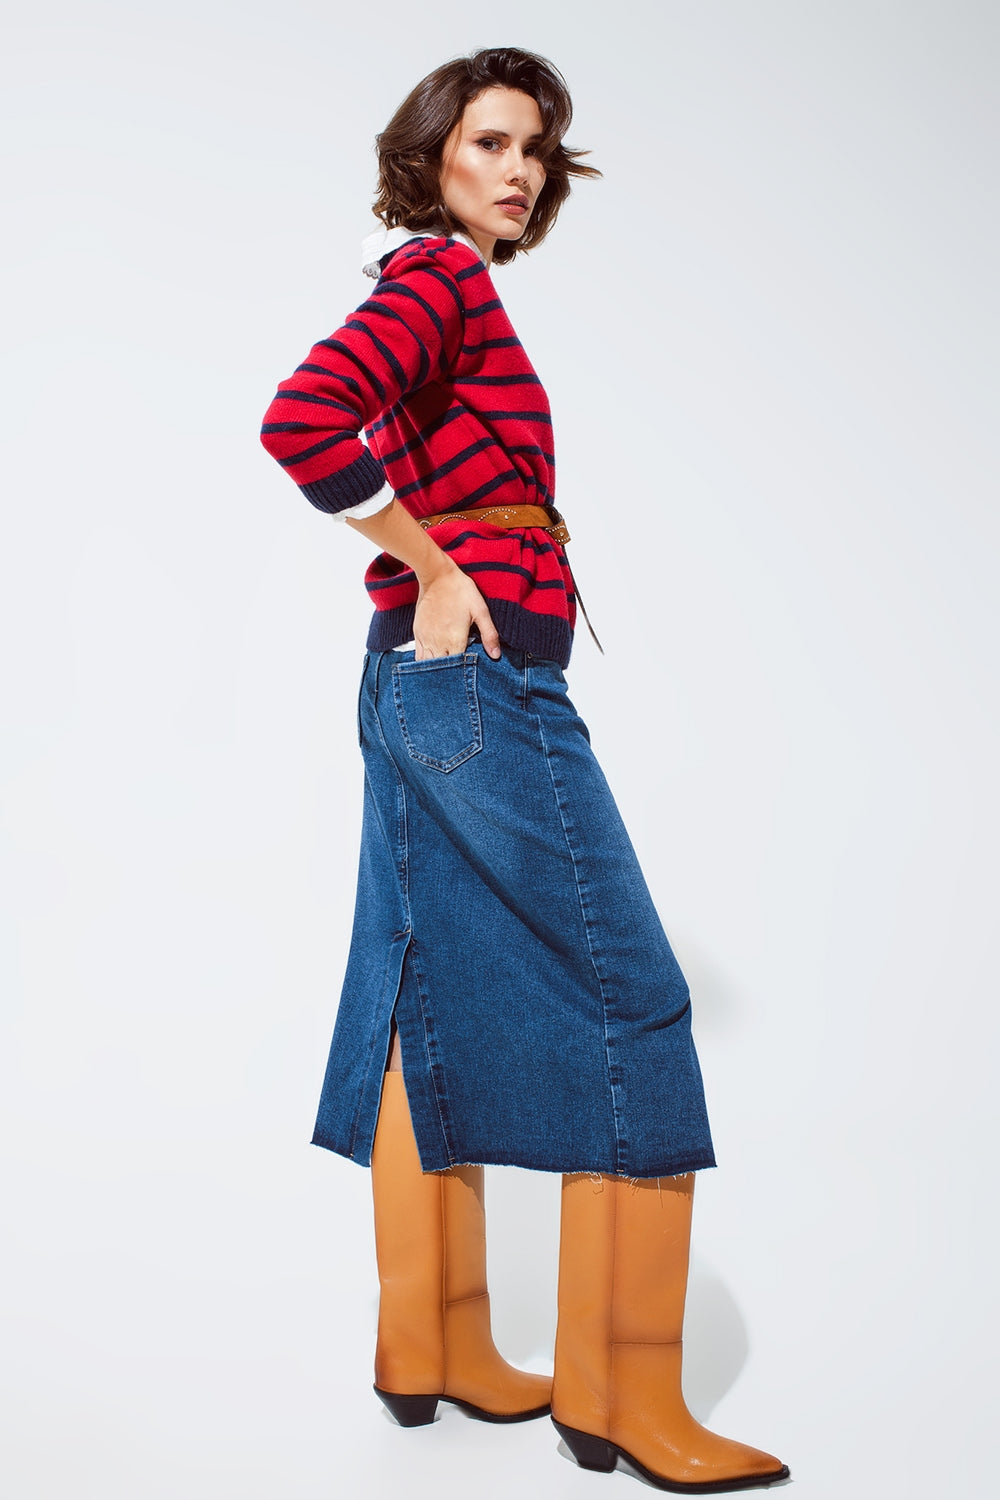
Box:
[391,653,483,772]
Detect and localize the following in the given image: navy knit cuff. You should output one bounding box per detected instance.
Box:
[299,448,387,515]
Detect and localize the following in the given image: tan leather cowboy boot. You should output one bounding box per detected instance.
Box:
[551,1171,790,1491]
[370,1070,552,1426]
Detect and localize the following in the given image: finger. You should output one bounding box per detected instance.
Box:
[415,636,462,661]
[473,604,502,660]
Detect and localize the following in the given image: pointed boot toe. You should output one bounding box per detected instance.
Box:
[552,1171,790,1491]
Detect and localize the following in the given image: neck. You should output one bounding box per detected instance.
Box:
[445,219,494,266]
[467,231,495,265]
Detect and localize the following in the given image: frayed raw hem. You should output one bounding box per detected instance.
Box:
[563,1170,705,1192]
[428,1162,717,1181]
[311,1136,717,1179]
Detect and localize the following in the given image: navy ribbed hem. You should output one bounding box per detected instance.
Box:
[299,449,386,514]
[365,596,574,668]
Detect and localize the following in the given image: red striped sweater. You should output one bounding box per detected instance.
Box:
[259,233,577,665]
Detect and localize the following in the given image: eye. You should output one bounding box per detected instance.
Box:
[477,136,502,151]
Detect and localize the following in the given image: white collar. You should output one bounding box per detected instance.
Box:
[361,222,488,279]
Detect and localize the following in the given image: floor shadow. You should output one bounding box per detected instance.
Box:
[481,1165,755,1413]
[683,1255,751,1421]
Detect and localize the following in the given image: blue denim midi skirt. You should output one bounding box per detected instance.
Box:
[311,641,718,1178]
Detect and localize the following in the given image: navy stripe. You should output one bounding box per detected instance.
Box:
[370,276,461,377]
[459,373,543,387]
[366,568,417,593]
[315,338,388,405]
[511,469,554,504]
[274,389,358,414]
[439,529,568,557]
[465,298,504,319]
[275,429,357,468]
[364,560,565,596]
[392,438,499,498]
[461,560,568,588]
[461,335,522,354]
[370,279,446,346]
[352,299,434,386]
[345,311,423,391]
[371,403,466,455]
[476,410,552,424]
[454,472,522,507]
[387,471,518,510]
[386,260,466,325]
[412,238,485,282]
[296,363,365,399]
[507,444,556,464]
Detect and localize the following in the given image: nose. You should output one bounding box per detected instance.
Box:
[506,149,531,186]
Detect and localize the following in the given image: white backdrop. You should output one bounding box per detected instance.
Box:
[2,3,997,1496]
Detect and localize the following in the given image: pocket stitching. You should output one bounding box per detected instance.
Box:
[391,654,483,772]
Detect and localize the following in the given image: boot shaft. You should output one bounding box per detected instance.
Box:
[370,1072,446,1392]
[552,1172,695,1434]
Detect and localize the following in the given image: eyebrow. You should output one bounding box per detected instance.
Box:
[473,127,544,141]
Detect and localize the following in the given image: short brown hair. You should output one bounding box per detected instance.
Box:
[372,46,601,265]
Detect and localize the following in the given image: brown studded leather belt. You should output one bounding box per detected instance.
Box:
[416,503,605,653]
[417,503,571,547]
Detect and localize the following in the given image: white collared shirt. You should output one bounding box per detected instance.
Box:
[360,222,486,281]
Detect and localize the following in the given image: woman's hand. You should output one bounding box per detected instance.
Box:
[413,564,501,661]
[345,497,502,660]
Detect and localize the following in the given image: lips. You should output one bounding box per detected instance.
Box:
[497,195,529,208]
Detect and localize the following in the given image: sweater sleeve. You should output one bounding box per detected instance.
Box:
[259,246,466,516]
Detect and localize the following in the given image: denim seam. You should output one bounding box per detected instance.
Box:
[532,704,627,1176]
[371,651,412,928]
[408,938,458,1162]
[356,652,370,747]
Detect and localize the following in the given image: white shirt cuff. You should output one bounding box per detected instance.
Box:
[333,481,396,522]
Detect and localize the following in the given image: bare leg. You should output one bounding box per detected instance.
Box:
[371,1024,552,1422]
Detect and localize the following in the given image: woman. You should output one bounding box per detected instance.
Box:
[260,45,790,1494]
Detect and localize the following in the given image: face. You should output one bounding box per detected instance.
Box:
[438,86,547,264]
